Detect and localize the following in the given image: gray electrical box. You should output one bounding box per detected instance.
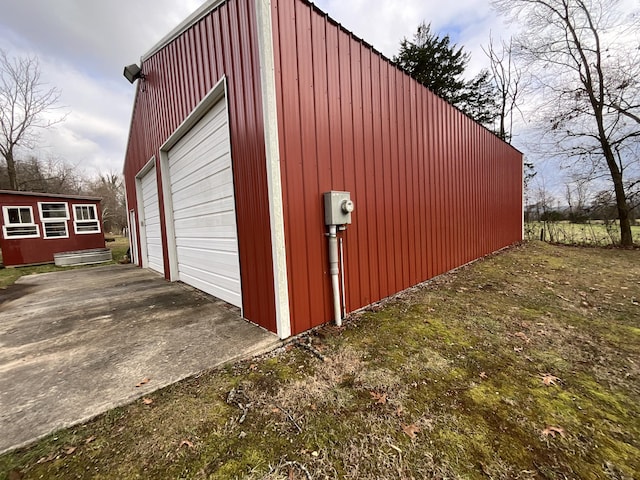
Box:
[324,191,354,225]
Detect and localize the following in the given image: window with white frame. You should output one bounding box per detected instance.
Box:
[2,206,40,239]
[38,202,70,239]
[73,204,101,234]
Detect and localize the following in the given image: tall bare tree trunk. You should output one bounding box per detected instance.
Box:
[5,149,17,190]
[601,141,633,246]
[493,0,638,246]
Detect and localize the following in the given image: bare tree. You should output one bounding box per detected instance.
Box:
[85,172,127,233]
[482,35,525,143]
[0,49,64,190]
[0,153,87,195]
[493,0,640,246]
[564,175,592,222]
[604,47,640,126]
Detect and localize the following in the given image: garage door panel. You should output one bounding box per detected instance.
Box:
[172,188,233,208]
[168,114,227,176]
[171,153,229,190]
[172,224,237,240]
[147,244,164,270]
[177,269,241,307]
[169,134,229,183]
[139,165,164,275]
[144,211,162,222]
[172,195,234,221]
[175,236,238,252]
[167,96,241,308]
[171,165,232,200]
[176,248,240,274]
[173,206,235,226]
[178,262,239,291]
[168,104,226,160]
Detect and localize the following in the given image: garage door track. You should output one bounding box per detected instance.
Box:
[0,265,279,454]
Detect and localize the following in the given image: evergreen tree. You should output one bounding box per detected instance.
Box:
[394,22,499,127]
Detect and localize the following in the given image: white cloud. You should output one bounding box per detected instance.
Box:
[0,0,207,176]
[314,0,513,74]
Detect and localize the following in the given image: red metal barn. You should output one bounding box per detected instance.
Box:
[123,0,523,339]
[0,190,105,267]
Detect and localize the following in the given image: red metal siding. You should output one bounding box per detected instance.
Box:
[123,0,276,333]
[272,0,523,335]
[0,193,104,266]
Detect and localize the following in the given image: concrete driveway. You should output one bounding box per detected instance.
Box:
[0,265,280,454]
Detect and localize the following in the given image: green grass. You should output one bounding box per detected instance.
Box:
[0,235,130,288]
[525,220,640,246]
[1,241,639,479]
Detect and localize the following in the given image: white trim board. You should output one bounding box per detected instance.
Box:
[255,0,291,339]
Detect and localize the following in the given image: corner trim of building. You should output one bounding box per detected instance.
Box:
[255,0,291,339]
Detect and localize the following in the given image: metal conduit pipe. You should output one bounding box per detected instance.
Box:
[324,191,354,328]
[327,224,342,326]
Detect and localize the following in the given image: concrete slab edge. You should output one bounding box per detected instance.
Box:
[1,335,282,456]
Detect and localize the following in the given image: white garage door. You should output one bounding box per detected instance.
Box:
[167,98,242,307]
[140,165,164,275]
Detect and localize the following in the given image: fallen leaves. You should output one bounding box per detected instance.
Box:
[142,397,154,405]
[135,378,151,388]
[36,452,57,464]
[179,439,194,449]
[402,424,421,439]
[36,445,77,464]
[540,374,560,386]
[541,426,565,438]
[369,391,387,404]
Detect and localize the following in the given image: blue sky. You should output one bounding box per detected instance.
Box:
[0,0,523,181]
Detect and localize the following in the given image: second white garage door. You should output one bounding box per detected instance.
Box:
[139,164,164,275]
[167,98,242,308]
